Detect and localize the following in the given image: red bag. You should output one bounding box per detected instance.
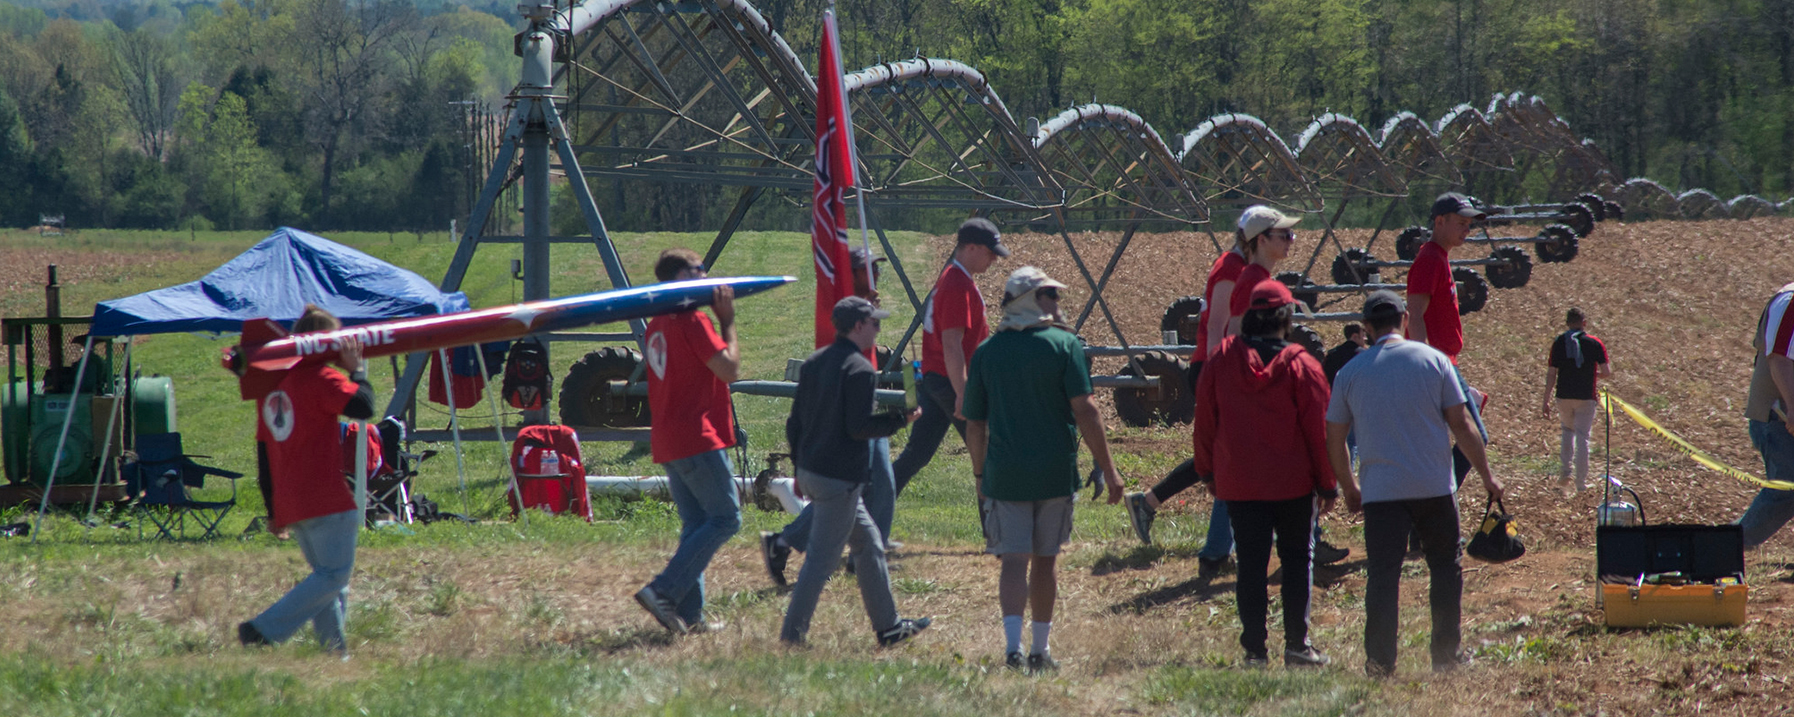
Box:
[508,424,591,521]
[339,422,385,479]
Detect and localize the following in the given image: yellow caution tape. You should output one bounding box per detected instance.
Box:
[1597,388,1794,491]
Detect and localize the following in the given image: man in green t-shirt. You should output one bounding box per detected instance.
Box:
[964,266,1124,674]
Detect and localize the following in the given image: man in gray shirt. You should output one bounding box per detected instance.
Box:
[1325,291,1504,678]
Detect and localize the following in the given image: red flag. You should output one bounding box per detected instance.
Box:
[811,10,857,349]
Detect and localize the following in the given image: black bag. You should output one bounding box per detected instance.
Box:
[502,340,551,410]
[1466,498,1525,563]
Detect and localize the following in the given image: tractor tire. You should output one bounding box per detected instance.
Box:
[1159,296,1206,346]
[1454,268,1489,314]
[1331,248,1379,285]
[1603,201,1625,222]
[1395,226,1431,261]
[1575,193,1608,221]
[1275,271,1320,310]
[558,347,651,428]
[1485,246,1533,289]
[1290,323,1325,360]
[1113,350,1193,427]
[1534,224,1580,263]
[1560,202,1596,238]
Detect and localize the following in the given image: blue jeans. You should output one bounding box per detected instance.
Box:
[893,373,966,495]
[1453,365,1488,442]
[781,437,895,551]
[1198,500,1233,561]
[1738,418,1794,547]
[251,508,359,652]
[651,449,742,624]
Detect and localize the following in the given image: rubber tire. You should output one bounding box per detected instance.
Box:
[1275,271,1319,310]
[1603,201,1624,221]
[1454,268,1489,314]
[1575,193,1608,221]
[1289,323,1325,360]
[1534,224,1579,263]
[1485,246,1532,289]
[1113,350,1194,427]
[1159,296,1206,346]
[558,347,651,428]
[1395,226,1431,261]
[1560,202,1596,238]
[1331,248,1379,285]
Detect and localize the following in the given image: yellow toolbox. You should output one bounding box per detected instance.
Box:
[1600,582,1747,628]
[1596,524,1746,628]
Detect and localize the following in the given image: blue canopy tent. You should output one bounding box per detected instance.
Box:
[35,227,474,539]
[91,227,469,337]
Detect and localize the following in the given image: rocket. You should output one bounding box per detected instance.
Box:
[223,275,796,398]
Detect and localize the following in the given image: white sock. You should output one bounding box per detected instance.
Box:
[1003,615,1024,654]
[1030,621,1052,656]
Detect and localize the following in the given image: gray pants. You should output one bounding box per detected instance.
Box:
[780,468,900,642]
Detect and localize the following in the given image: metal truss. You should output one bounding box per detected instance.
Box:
[1728,194,1775,218]
[1677,189,1727,219]
[1436,104,1515,175]
[1024,104,1208,229]
[1178,113,1321,212]
[1616,177,1680,219]
[1295,113,1407,200]
[1379,111,1463,186]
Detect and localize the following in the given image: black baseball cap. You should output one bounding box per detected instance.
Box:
[1431,192,1487,220]
[956,217,1010,257]
[1363,290,1407,319]
[832,295,890,332]
[849,245,886,269]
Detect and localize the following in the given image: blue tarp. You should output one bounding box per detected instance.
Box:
[90,227,469,337]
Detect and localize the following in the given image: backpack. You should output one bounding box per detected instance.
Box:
[502,340,551,410]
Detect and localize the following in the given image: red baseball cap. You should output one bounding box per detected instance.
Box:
[1248,279,1297,310]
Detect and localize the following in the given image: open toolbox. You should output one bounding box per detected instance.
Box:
[1596,523,1746,628]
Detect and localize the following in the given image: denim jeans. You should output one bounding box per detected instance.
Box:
[1228,496,1317,656]
[1363,494,1462,672]
[780,469,900,642]
[651,449,742,624]
[893,373,966,496]
[1197,500,1234,561]
[250,508,359,651]
[1738,418,1794,547]
[781,437,895,551]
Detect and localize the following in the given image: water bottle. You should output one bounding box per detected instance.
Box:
[539,448,561,477]
[903,360,919,410]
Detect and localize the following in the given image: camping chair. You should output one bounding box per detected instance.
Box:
[347,418,437,526]
[125,432,244,540]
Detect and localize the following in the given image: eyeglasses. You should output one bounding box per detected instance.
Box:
[1265,230,1296,242]
[1037,287,1060,301]
[682,263,708,275]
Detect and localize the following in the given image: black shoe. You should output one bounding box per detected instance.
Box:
[1366,660,1395,678]
[760,532,790,588]
[1242,651,1269,669]
[633,585,689,635]
[876,617,931,647]
[1126,492,1156,545]
[237,621,270,647]
[1434,652,1471,673]
[1285,647,1331,668]
[1314,539,1350,566]
[1005,651,1025,671]
[1198,555,1235,579]
[1027,652,1059,674]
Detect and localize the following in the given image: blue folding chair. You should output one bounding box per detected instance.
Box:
[125,433,243,540]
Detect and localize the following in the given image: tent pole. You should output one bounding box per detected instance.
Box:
[33,335,94,543]
[437,349,472,517]
[474,349,527,529]
[84,356,126,532]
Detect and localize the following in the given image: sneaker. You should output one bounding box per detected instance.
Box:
[1197,555,1234,579]
[1027,652,1059,674]
[633,585,688,635]
[876,617,931,647]
[1433,652,1471,673]
[760,532,790,588]
[1285,647,1331,668]
[689,619,727,634]
[1243,652,1269,669]
[1366,661,1395,678]
[237,621,270,647]
[886,539,905,552]
[1314,539,1350,566]
[1126,493,1156,545]
[1005,651,1026,671]
[1555,477,1574,498]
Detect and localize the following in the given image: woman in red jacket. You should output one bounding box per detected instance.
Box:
[1191,279,1338,668]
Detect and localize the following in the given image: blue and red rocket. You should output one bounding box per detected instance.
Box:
[223,276,795,398]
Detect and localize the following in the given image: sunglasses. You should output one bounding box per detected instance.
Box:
[1037,287,1060,301]
[682,263,708,275]
[1265,230,1296,242]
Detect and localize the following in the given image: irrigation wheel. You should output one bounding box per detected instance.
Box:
[1112,350,1194,427]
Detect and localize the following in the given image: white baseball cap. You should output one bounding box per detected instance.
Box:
[1236,205,1300,238]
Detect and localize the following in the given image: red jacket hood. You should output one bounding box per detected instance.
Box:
[1190,336,1339,502]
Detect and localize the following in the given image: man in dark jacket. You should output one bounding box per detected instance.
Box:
[1322,323,1366,385]
[779,297,930,648]
[1191,280,1337,668]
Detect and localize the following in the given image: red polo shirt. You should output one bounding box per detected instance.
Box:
[645,310,736,463]
[1406,241,1462,361]
[921,261,989,376]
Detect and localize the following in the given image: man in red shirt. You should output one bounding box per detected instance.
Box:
[1408,193,1490,485]
[238,305,374,657]
[891,218,1006,498]
[634,248,743,635]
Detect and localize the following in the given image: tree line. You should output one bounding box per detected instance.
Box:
[2,0,1793,232]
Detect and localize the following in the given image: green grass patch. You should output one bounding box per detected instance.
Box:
[1140,665,1371,716]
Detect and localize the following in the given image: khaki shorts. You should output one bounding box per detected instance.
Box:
[983,495,1075,556]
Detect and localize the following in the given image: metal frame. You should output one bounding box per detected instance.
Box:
[1291,113,1408,284]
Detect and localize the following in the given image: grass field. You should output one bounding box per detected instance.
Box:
[5,221,1794,715]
